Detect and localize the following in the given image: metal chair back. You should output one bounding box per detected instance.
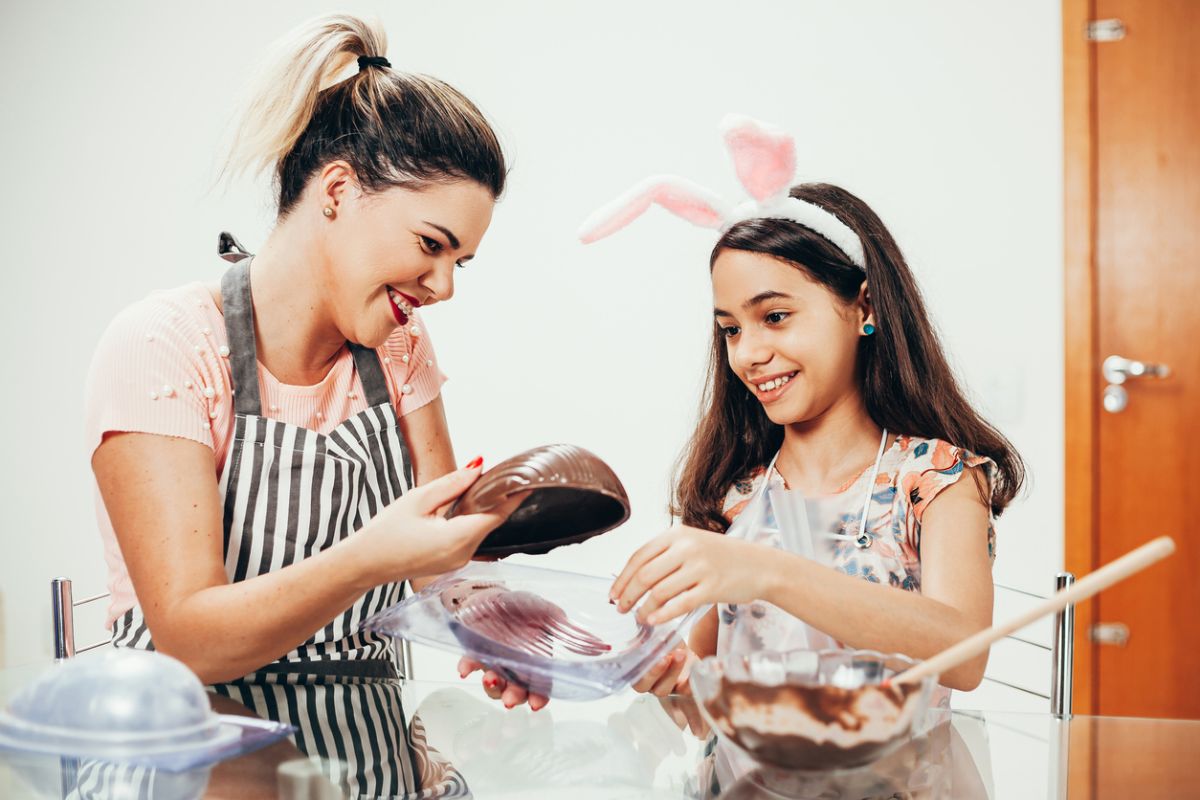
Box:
[50,575,416,677]
[984,572,1075,715]
[50,577,110,660]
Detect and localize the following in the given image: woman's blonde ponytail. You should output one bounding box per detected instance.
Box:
[223,15,386,182]
[219,14,503,213]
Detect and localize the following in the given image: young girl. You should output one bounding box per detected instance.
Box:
[85,14,524,797]
[595,117,1024,705]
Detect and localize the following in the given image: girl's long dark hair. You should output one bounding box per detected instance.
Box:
[673,183,1025,532]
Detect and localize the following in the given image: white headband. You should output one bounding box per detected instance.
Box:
[578,114,866,270]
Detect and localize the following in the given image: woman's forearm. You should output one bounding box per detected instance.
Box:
[150,534,383,684]
[758,549,990,689]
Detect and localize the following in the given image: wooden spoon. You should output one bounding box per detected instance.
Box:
[892,536,1176,686]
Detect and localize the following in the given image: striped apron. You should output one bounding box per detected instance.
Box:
[109,259,466,799]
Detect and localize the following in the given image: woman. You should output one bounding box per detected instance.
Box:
[85,13,521,797]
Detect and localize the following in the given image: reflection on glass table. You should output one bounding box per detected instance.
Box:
[2,667,1199,799]
[398,680,1200,800]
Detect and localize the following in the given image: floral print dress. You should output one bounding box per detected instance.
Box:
[715,435,997,709]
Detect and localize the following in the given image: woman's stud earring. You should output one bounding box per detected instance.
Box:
[323,207,334,218]
[863,323,876,335]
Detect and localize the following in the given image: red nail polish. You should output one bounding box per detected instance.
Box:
[465,456,483,469]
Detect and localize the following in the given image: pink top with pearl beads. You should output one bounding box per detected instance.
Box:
[84,282,446,628]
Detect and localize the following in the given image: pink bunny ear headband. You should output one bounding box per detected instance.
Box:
[578,114,866,270]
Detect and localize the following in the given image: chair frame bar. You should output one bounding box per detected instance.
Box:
[51,577,76,661]
[1050,572,1076,716]
[51,577,110,661]
[989,572,1076,715]
[51,576,415,676]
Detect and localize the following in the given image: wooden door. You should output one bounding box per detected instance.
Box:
[1065,0,1200,720]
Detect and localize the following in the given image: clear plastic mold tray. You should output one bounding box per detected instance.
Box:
[365,562,707,700]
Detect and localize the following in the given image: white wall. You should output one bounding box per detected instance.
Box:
[0,0,1063,709]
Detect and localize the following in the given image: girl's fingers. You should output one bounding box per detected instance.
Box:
[663,700,690,730]
[528,692,550,712]
[681,699,709,738]
[634,568,698,625]
[649,650,687,697]
[610,536,673,600]
[614,550,684,614]
[674,652,696,695]
[645,587,706,626]
[632,653,674,693]
[673,669,695,696]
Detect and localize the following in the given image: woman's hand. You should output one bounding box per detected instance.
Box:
[610,526,775,625]
[457,657,550,711]
[350,462,527,587]
[631,642,698,697]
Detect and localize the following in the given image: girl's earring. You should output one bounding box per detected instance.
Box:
[863,323,876,336]
[323,207,334,218]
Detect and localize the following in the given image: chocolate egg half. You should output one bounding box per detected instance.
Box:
[448,444,630,557]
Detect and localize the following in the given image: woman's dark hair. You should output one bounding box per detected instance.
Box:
[673,183,1025,532]
[223,14,505,213]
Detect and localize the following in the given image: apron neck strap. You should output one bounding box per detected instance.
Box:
[348,343,393,408]
[767,428,889,549]
[220,259,395,415]
[854,428,890,545]
[220,259,264,416]
[757,451,782,501]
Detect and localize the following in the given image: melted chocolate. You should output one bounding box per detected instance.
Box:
[704,677,922,771]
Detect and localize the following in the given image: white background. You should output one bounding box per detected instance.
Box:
[0,0,1063,735]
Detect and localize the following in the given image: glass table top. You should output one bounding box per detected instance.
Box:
[1,665,1197,799]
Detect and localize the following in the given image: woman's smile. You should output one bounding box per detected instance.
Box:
[386,287,419,326]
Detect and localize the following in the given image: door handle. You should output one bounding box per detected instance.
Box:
[1102,355,1171,413]
[1103,355,1171,385]
[1090,622,1130,647]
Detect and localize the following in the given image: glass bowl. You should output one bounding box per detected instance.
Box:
[689,649,935,772]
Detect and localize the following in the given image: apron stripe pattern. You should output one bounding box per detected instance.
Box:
[69,761,168,800]
[216,411,402,663]
[106,259,453,798]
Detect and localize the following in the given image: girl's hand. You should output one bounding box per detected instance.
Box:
[632,643,698,697]
[457,657,550,711]
[351,462,527,587]
[610,526,773,625]
[658,694,711,740]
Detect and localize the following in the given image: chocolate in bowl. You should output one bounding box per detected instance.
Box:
[447,444,630,557]
[689,649,935,772]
